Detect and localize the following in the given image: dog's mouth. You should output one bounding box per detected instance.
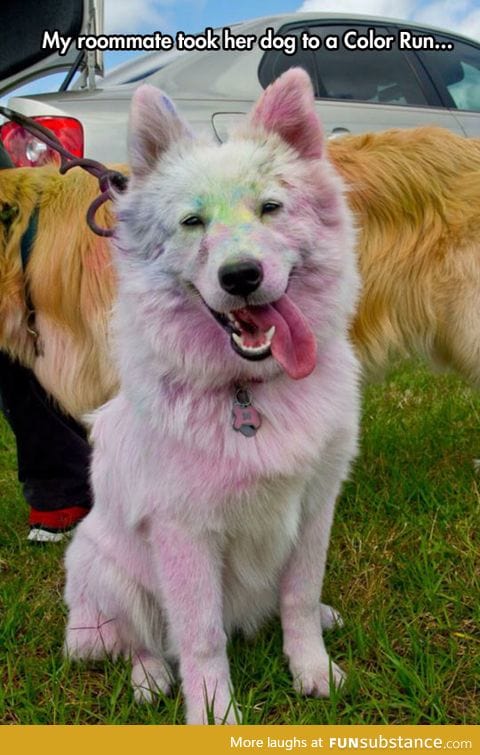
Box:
[208,296,318,380]
[210,308,275,361]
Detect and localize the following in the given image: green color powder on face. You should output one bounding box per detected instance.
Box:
[192,181,263,227]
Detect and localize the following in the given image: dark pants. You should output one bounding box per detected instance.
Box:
[0,351,92,514]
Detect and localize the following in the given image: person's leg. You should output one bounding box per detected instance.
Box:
[0,351,92,541]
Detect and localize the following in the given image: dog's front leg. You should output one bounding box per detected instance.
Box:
[150,521,237,724]
[280,466,347,698]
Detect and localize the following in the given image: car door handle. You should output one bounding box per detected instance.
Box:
[328,127,351,139]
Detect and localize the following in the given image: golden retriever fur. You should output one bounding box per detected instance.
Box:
[332,128,480,385]
[0,166,117,416]
[1,126,480,420]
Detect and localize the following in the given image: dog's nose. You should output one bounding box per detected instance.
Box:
[218,260,264,297]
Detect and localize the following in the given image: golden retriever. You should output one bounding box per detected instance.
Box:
[1,125,480,419]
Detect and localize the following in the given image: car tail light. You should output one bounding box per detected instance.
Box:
[0,116,84,167]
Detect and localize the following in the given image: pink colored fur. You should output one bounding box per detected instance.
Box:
[64,69,360,724]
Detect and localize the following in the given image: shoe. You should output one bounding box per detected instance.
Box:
[27,527,68,543]
[27,505,90,543]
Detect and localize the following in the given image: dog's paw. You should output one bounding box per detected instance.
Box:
[131,654,171,703]
[64,623,120,661]
[319,603,344,631]
[291,656,345,698]
[186,701,240,725]
[185,687,240,725]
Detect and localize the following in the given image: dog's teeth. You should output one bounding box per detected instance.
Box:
[233,339,270,355]
[232,327,275,356]
[265,326,275,344]
[227,313,242,330]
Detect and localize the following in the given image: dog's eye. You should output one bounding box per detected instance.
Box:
[181,215,204,228]
[261,201,282,216]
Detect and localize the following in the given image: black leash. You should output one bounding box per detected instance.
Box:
[0,105,129,237]
[20,207,43,356]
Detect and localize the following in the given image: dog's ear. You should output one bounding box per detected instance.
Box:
[249,68,323,160]
[128,85,191,179]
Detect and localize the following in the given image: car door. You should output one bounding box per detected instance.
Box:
[258,22,465,137]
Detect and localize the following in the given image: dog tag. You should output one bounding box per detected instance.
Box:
[232,387,262,437]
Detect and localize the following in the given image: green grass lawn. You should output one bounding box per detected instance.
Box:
[0,361,479,725]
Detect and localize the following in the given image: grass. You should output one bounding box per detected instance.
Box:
[0,360,479,724]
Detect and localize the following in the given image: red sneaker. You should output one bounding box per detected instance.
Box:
[27,505,90,542]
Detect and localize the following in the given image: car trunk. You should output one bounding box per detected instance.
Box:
[0,0,103,95]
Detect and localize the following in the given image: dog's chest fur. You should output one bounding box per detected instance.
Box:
[91,338,356,526]
[88,342,356,637]
[84,462,305,636]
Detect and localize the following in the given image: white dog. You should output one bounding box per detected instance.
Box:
[64,69,360,724]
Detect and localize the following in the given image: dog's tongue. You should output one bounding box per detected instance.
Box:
[238,295,317,379]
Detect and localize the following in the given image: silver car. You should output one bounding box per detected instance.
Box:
[2,0,480,166]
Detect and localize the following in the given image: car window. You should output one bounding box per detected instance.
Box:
[418,38,480,112]
[258,30,318,93]
[313,25,429,106]
[259,24,429,107]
